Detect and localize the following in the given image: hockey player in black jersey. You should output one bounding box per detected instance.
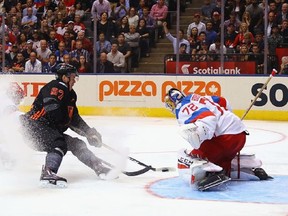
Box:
[20,63,113,187]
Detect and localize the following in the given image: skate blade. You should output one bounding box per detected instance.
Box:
[39,180,68,188]
[99,169,120,180]
[198,177,231,191]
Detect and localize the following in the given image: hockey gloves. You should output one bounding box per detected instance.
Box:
[86,127,102,148]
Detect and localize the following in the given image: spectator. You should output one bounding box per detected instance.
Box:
[244,0,264,35]
[74,31,93,55]
[268,24,283,55]
[248,44,264,74]
[16,33,28,52]
[8,52,25,73]
[280,56,288,75]
[55,41,69,63]
[208,37,227,61]
[201,0,216,22]
[211,11,221,34]
[194,40,210,61]
[44,9,55,27]
[224,23,237,52]
[241,11,251,28]
[176,43,191,61]
[163,21,190,54]
[140,7,156,47]
[37,0,57,21]
[65,21,77,40]
[137,0,146,17]
[36,39,52,64]
[31,29,41,50]
[55,1,68,19]
[188,27,198,52]
[95,32,112,57]
[224,11,241,32]
[230,0,246,21]
[97,12,116,41]
[127,7,139,27]
[22,39,36,60]
[280,19,288,44]
[24,51,42,73]
[6,15,21,29]
[69,39,90,63]
[137,18,150,57]
[254,31,264,53]
[191,31,207,57]
[62,31,76,52]
[91,0,112,20]
[116,15,130,36]
[73,14,86,34]
[275,3,288,26]
[63,6,76,24]
[62,53,72,64]
[21,7,38,29]
[42,53,57,73]
[6,44,19,67]
[96,52,115,73]
[107,42,126,73]
[231,22,254,53]
[77,54,92,73]
[149,0,168,38]
[117,33,132,71]
[22,0,38,17]
[205,21,217,46]
[39,19,52,41]
[114,0,128,21]
[124,24,140,68]
[267,11,277,37]
[47,30,59,53]
[238,44,249,62]
[74,1,86,20]
[268,1,278,14]
[186,13,206,38]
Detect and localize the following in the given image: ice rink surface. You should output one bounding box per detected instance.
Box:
[0,116,288,216]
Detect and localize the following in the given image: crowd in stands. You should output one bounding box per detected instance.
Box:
[0,0,288,74]
[165,0,288,74]
[0,0,177,73]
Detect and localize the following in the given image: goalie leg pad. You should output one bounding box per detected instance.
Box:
[231,153,262,170]
[177,149,223,186]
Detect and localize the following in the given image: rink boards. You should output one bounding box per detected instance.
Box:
[1,74,287,121]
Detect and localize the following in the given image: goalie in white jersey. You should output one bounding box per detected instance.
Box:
[164,88,272,191]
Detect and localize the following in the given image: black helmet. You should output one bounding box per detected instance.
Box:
[55,63,79,80]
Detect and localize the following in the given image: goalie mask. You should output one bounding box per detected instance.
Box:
[164,88,185,113]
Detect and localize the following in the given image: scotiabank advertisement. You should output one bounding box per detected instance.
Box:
[165,61,256,74]
[1,74,287,120]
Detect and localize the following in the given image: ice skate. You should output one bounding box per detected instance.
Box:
[39,165,67,188]
[197,171,230,191]
[252,168,273,180]
[94,163,118,180]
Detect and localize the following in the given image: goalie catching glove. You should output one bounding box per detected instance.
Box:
[86,127,102,147]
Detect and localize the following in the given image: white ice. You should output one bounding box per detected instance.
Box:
[0,116,288,216]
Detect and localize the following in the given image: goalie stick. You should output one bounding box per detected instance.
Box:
[102,143,176,176]
[241,69,278,120]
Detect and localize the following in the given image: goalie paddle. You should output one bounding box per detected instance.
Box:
[102,143,176,176]
[241,69,278,120]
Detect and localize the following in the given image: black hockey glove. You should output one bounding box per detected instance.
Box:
[86,128,102,148]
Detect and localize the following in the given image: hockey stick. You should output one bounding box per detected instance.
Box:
[241,69,277,120]
[102,143,176,176]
